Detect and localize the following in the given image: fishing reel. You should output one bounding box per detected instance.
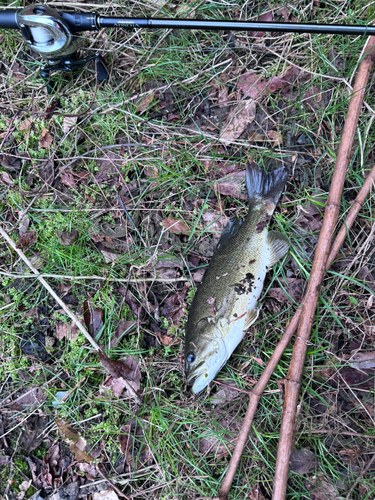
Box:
[14,4,108,91]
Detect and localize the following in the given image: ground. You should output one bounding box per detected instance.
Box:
[0,0,375,499]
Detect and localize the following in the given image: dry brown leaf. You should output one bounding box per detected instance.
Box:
[290,448,317,475]
[60,171,76,188]
[93,489,120,500]
[63,116,77,133]
[11,387,46,410]
[267,130,283,146]
[0,171,13,186]
[83,300,104,338]
[57,229,79,246]
[349,351,375,370]
[100,351,141,398]
[136,93,154,114]
[69,436,94,463]
[55,418,94,462]
[18,118,32,132]
[248,11,273,37]
[305,474,343,500]
[18,211,30,237]
[216,170,246,199]
[16,230,37,249]
[162,217,190,234]
[156,332,180,347]
[56,322,79,341]
[219,99,256,144]
[38,128,53,149]
[268,278,305,304]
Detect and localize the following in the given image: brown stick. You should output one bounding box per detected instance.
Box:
[272,36,375,500]
[216,101,375,500]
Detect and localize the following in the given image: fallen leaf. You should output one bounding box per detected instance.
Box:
[16,230,37,249]
[267,129,283,146]
[193,268,205,283]
[217,86,229,107]
[83,300,104,338]
[18,118,32,132]
[60,171,76,188]
[161,284,189,324]
[11,389,47,411]
[38,128,53,149]
[17,479,32,500]
[248,487,267,500]
[162,217,190,234]
[349,351,375,370]
[76,462,98,480]
[290,448,317,475]
[202,211,229,234]
[156,332,180,346]
[305,474,344,500]
[216,170,246,199]
[55,418,94,463]
[268,278,305,304]
[56,229,79,246]
[93,488,119,500]
[56,322,79,341]
[63,116,77,134]
[100,351,141,398]
[210,384,238,405]
[0,171,13,186]
[136,93,154,114]
[18,415,49,453]
[18,211,30,237]
[219,99,256,144]
[44,99,61,119]
[70,436,94,463]
[237,67,300,100]
[0,456,10,467]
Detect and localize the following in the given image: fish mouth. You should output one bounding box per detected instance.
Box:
[186,361,209,394]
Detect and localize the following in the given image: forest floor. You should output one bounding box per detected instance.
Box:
[0,0,375,499]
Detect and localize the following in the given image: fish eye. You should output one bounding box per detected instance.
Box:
[186,352,196,363]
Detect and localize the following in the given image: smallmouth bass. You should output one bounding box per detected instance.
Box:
[185,162,289,394]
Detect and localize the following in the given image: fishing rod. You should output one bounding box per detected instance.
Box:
[1,4,375,89]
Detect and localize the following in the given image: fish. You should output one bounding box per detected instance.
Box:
[185,162,289,394]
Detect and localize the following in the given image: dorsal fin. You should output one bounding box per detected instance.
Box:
[215,217,242,252]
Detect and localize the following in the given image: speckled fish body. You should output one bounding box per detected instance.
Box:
[185,163,289,394]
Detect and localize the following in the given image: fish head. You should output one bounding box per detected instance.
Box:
[185,317,230,394]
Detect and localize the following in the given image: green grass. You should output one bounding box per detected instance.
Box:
[1,0,375,498]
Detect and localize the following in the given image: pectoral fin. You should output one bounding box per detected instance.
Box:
[244,307,260,330]
[267,231,289,267]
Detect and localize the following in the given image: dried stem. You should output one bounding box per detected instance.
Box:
[272,36,375,500]
[217,95,375,500]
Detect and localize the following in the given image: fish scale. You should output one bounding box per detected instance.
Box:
[185,162,289,394]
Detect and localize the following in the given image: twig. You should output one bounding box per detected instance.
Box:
[272,35,375,500]
[0,225,101,352]
[216,111,375,500]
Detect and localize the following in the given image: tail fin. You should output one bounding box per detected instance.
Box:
[246,162,288,204]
